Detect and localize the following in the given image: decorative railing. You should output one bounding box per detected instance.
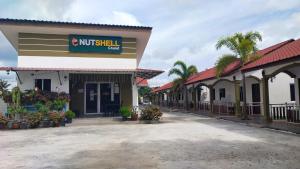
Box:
[197,101,210,111]
[269,103,300,123]
[243,102,262,116]
[212,101,235,115]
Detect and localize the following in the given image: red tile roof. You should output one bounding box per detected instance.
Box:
[185,60,241,85]
[185,39,296,85]
[136,77,148,87]
[242,39,299,71]
[152,82,173,93]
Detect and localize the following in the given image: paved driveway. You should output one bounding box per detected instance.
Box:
[0,111,299,169]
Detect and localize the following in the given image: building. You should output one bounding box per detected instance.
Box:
[153,38,300,123]
[0,18,163,117]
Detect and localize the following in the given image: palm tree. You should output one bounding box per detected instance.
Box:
[215,31,262,119]
[168,60,198,109]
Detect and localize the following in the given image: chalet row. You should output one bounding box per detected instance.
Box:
[152,38,300,123]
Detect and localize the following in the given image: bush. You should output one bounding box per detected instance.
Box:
[140,106,163,121]
[65,110,75,119]
[51,99,66,111]
[48,112,64,125]
[26,112,42,128]
[35,102,50,116]
[119,106,132,118]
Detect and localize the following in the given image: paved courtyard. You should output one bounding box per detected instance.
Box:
[0,111,300,169]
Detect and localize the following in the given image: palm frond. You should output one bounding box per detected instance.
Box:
[216,36,239,54]
[173,60,188,76]
[245,31,262,42]
[187,65,198,77]
[168,68,184,77]
[215,54,238,77]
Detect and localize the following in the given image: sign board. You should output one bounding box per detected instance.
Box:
[69,35,122,54]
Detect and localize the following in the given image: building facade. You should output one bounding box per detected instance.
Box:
[0,18,163,117]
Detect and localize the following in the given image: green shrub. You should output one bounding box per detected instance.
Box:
[65,110,75,119]
[51,99,66,111]
[35,102,50,116]
[119,106,132,118]
[140,106,163,121]
[26,112,42,128]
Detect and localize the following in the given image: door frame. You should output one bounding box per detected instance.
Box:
[84,81,121,115]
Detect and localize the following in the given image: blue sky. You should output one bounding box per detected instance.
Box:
[0,0,300,87]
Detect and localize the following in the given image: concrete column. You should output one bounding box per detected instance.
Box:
[295,78,300,106]
[234,80,241,117]
[262,75,271,122]
[132,81,138,107]
[185,86,189,110]
[209,86,214,115]
[192,85,197,111]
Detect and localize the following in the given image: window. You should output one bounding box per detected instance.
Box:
[290,83,295,101]
[219,88,225,100]
[212,88,215,100]
[35,79,51,92]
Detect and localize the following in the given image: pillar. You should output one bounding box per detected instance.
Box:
[262,74,271,122]
[295,78,300,106]
[234,80,241,117]
[209,86,214,115]
[185,86,189,110]
[132,81,138,107]
[192,85,197,111]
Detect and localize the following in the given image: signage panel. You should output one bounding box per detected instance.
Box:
[69,35,122,54]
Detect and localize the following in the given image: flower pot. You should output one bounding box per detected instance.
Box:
[131,114,138,121]
[122,116,129,121]
[49,121,55,127]
[39,120,50,128]
[66,118,72,123]
[12,122,20,129]
[60,120,65,127]
[20,122,29,129]
[0,123,6,129]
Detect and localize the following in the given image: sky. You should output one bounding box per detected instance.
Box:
[0,0,300,87]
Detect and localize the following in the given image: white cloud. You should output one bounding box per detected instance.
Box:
[101,11,141,26]
[0,0,300,87]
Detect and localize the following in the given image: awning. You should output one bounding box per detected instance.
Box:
[0,67,164,80]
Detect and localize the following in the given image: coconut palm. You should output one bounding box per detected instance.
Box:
[168,60,198,108]
[215,31,262,119]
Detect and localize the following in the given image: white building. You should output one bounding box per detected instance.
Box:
[0,18,163,117]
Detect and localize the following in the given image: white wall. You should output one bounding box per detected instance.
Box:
[18,56,137,70]
[0,98,7,114]
[17,71,69,93]
[213,81,235,103]
[268,73,294,104]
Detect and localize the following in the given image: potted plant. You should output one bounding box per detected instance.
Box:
[35,102,50,128]
[48,112,64,127]
[119,106,132,121]
[65,110,75,123]
[20,120,29,129]
[139,105,163,123]
[0,114,8,129]
[131,106,138,121]
[27,112,42,128]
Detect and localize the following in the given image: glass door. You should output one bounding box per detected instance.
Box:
[85,83,98,114]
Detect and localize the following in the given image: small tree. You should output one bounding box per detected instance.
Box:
[215,31,262,119]
[168,60,198,109]
[0,79,10,98]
